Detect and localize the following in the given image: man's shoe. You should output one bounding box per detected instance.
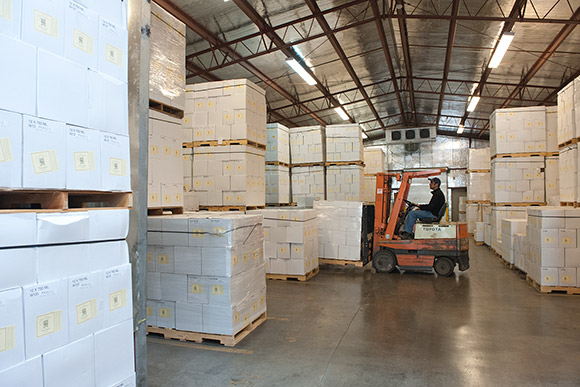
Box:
[400,232,414,240]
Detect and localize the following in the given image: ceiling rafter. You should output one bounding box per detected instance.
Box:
[395,0,418,123]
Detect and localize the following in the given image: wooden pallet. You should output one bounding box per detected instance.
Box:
[545,152,559,157]
[466,169,491,174]
[147,312,267,347]
[199,205,266,212]
[290,162,325,168]
[465,200,490,204]
[475,241,484,246]
[318,258,365,267]
[499,256,514,270]
[266,161,290,168]
[0,190,132,210]
[491,152,546,159]
[266,202,297,207]
[266,267,319,282]
[560,202,579,207]
[526,275,580,295]
[149,99,184,119]
[325,160,365,167]
[558,138,579,149]
[490,202,545,207]
[183,139,266,150]
[147,207,184,216]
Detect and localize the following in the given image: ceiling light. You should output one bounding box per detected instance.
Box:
[457,125,465,134]
[488,32,514,68]
[334,106,349,121]
[286,58,316,86]
[467,96,480,112]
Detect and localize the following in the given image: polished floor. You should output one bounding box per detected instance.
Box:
[147,241,580,386]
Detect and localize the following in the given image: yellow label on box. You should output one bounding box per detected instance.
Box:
[233,312,240,324]
[562,238,572,245]
[159,308,171,318]
[544,237,555,244]
[31,150,58,174]
[34,9,58,37]
[206,180,213,186]
[191,228,205,238]
[253,250,259,260]
[163,194,171,204]
[0,138,14,162]
[76,299,97,324]
[211,285,224,295]
[164,146,171,155]
[0,0,11,20]
[190,284,203,294]
[260,295,266,306]
[73,29,93,54]
[158,254,170,265]
[279,247,286,254]
[252,301,258,312]
[294,247,302,253]
[244,314,250,324]
[150,193,158,202]
[105,44,123,67]
[232,254,239,266]
[544,275,554,282]
[109,289,127,311]
[74,151,95,171]
[151,145,159,154]
[183,118,190,124]
[0,325,15,352]
[146,252,152,262]
[109,157,127,176]
[207,101,214,108]
[146,306,152,316]
[243,253,249,263]
[175,193,182,201]
[236,195,243,203]
[212,227,226,236]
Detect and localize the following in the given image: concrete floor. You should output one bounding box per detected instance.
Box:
[147,241,580,386]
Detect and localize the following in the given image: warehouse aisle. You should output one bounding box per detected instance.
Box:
[147,241,580,387]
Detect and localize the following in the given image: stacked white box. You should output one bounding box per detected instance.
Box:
[149,2,186,110]
[291,166,325,207]
[526,207,580,287]
[490,106,547,157]
[149,110,184,208]
[475,222,485,243]
[501,219,527,264]
[325,124,363,162]
[466,203,482,234]
[192,145,265,207]
[491,157,545,204]
[266,123,290,164]
[326,165,363,201]
[557,80,578,145]
[146,213,267,335]
[184,79,267,146]
[468,148,490,170]
[545,156,560,205]
[546,106,559,153]
[266,165,290,204]
[362,175,377,203]
[290,126,325,164]
[514,233,528,272]
[559,145,577,203]
[249,209,319,276]
[315,201,362,261]
[467,173,490,202]
[490,206,527,253]
[363,148,385,174]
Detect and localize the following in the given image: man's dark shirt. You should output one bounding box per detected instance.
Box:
[419,188,445,216]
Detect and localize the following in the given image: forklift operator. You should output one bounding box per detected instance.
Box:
[400,177,445,239]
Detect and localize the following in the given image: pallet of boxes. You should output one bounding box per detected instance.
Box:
[466,148,491,245]
[0,2,135,385]
[557,77,579,207]
[361,147,386,203]
[265,123,292,206]
[290,125,326,208]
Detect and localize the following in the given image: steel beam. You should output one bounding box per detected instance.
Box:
[396,1,417,123]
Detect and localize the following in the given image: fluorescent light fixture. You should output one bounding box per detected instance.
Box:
[286,58,316,86]
[334,106,349,120]
[488,32,514,68]
[362,131,368,139]
[467,96,480,112]
[457,125,465,134]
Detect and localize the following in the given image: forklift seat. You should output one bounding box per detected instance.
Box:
[417,202,448,224]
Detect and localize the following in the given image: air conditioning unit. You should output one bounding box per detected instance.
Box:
[386,127,436,144]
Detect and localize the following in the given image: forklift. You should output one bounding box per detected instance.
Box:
[370,169,470,277]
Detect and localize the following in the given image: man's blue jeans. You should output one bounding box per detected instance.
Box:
[403,210,436,234]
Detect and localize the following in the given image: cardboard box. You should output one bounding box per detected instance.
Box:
[65,125,101,190]
[174,246,202,275]
[161,273,188,302]
[0,247,37,290]
[111,373,136,387]
[38,49,90,127]
[88,208,129,241]
[89,69,129,135]
[68,271,103,341]
[146,300,157,326]
[23,279,69,358]
[559,268,577,287]
[0,212,37,248]
[22,0,65,55]
[0,109,23,188]
[64,0,98,68]
[42,335,94,387]
[98,17,128,83]
[156,301,175,329]
[187,275,209,304]
[103,264,133,328]
[0,356,43,386]
[100,132,131,191]
[175,302,203,332]
[88,240,130,272]
[37,211,90,245]
[146,272,161,300]
[0,34,37,116]
[0,0,21,38]
[22,116,66,189]
[0,288,25,372]
[94,320,135,387]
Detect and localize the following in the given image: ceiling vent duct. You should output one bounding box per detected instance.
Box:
[386,127,436,144]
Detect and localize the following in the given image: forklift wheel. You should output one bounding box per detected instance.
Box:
[373,250,397,273]
[434,257,454,277]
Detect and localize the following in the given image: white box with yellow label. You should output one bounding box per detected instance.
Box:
[0,0,21,38]
[0,356,43,386]
[0,109,23,188]
[559,268,577,287]
[103,263,132,328]
[68,271,103,341]
[65,125,101,190]
[326,124,363,163]
[266,123,290,164]
[186,275,209,304]
[155,300,175,329]
[202,300,247,336]
[539,267,559,286]
[22,0,65,55]
[364,147,385,174]
[42,332,94,387]
[64,0,98,69]
[175,302,202,332]
[94,319,135,387]
[22,116,66,189]
[0,287,25,372]
[146,300,158,326]
[100,132,130,191]
[23,278,69,359]
[98,17,127,83]
[89,69,128,136]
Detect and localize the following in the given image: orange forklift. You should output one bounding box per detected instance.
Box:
[370,169,470,276]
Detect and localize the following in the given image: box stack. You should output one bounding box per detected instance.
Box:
[491,158,545,204]
[146,213,267,336]
[325,124,363,162]
[248,209,319,277]
[291,166,325,207]
[325,124,364,201]
[545,156,560,205]
[490,207,527,255]
[315,201,362,262]
[501,219,527,264]
[557,79,579,146]
[191,145,265,207]
[265,124,290,204]
[526,207,580,288]
[183,79,267,146]
[490,107,548,157]
[290,126,325,207]
[361,148,385,203]
[0,211,135,386]
[559,145,577,204]
[290,126,325,164]
[474,222,485,243]
[326,165,363,201]
[466,148,490,202]
[149,2,185,111]
[513,233,528,272]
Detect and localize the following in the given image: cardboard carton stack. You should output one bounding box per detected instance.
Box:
[501,219,527,264]
[248,209,319,276]
[526,207,580,288]
[291,166,325,208]
[325,124,363,201]
[557,78,579,146]
[467,148,490,202]
[559,144,577,204]
[514,233,528,272]
[474,222,485,243]
[265,124,290,204]
[290,126,325,164]
[490,106,549,157]
[491,157,545,204]
[315,201,363,261]
[361,148,385,203]
[146,213,267,336]
[325,124,363,162]
[490,207,527,255]
[0,210,135,385]
[326,165,363,201]
[545,156,560,205]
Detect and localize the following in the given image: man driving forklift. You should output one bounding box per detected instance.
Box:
[400,177,445,239]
